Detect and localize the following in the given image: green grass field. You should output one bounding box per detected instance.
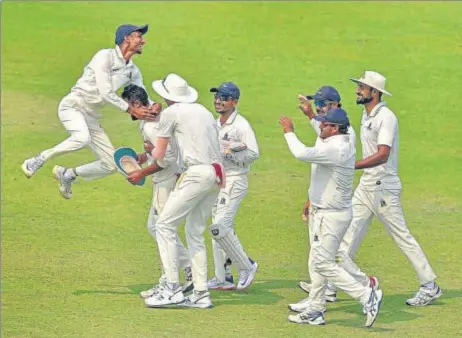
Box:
[2,1,462,337]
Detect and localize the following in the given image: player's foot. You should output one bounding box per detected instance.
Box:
[363,276,380,315]
[237,262,258,290]
[288,296,326,313]
[144,284,184,308]
[225,274,234,284]
[207,276,236,290]
[288,308,326,325]
[21,155,45,178]
[364,289,383,328]
[140,282,166,299]
[52,166,75,199]
[177,290,213,309]
[406,284,442,306]
[298,281,337,302]
[182,267,194,293]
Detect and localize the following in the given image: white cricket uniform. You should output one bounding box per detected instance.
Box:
[338,102,436,285]
[40,45,149,180]
[154,103,223,292]
[139,120,190,273]
[212,109,259,281]
[284,131,373,312]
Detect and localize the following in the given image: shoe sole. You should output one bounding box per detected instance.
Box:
[288,317,326,325]
[52,165,71,199]
[175,302,213,309]
[406,288,443,306]
[144,299,185,308]
[21,163,33,178]
[365,290,383,328]
[209,285,236,291]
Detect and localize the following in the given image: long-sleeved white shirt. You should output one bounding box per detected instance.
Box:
[284,132,355,210]
[139,120,181,184]
[217,110,259,176]
[70,45,148,117]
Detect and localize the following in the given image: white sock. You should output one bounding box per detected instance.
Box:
[423,281,436,289]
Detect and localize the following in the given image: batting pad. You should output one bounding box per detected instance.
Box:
[113,146,146,186]
[214,229,252,271]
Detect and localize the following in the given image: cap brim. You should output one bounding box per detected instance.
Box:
[135,24,149,35]
[306,94,325,101]
[152,80,198,103]
[113,147,145,185]
[209,87,219,93]
[313,115,328,122]
[350,78,392,96]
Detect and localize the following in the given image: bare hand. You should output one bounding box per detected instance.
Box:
[127,170,146,185]
[137,153,148,165]
[279,116,295,133]
[298,94,315,119]
[302,199,311,222]
[129,106,157,121]
[150,102,162,115]
[143,140,154,154]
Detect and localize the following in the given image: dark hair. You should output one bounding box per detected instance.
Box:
[121,84,149,106]
[339,123,349,135]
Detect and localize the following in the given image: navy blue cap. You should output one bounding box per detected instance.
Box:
[210,82,240,99]
[115,24,148,45]
[306,86,341,102]
[314,108,350,126]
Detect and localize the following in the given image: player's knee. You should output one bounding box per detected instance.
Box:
[101,156,117,173]
[73,131,91,148]
[209,223,232,240]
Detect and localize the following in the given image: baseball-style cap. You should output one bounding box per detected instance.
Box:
[314,108,350,126]
[306,86,341,102]
[210,82,240,99]
[115,24,149,45]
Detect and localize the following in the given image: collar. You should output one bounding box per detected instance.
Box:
[364,101,387,118]
[322,134,345,144]
[115,45,133,66]
[220,109,239,126]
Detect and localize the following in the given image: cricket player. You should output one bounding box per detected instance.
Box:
[143,73,259,309]
[331,71,441,306]
[119,84,193,298]
[280,108,383,327]
[207,82,259,290]
[21,24,156,199]
[295,86,378,302]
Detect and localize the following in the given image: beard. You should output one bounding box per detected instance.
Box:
[356,95,373,105]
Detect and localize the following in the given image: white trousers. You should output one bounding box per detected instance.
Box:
[147,176,190,276]
[155,165,219,292]
[308,207,371,312]
[211,175,249,281]
[40,93,117,180]
[337,186,436,285]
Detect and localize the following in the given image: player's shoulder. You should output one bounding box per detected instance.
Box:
[378,104,397,121]
[92,48,114,58]
[234,112,254,129]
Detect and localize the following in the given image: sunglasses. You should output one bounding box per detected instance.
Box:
[214,94,234,102]
[314,100,333,107]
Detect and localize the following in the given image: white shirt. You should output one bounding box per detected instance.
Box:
[284,132,355,210]
[359,101,401,190]
[157,103,222,167]
[310,119,356,147]
[217,110,259,176]
[139,120,181,184]
[70,45,147,116]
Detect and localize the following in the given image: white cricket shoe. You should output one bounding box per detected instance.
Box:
[21,155,45,178]
[364,289,383,328]
[298,281,337,302]
[140,275,167,299]
[52,165,75,199]
[207,276,236,290]
[237,262,258,290]
[288,297,327,313]
[363,276,380,315]
[406,285,442,306]
[177,291,213,309]
[144,284,184,308]
[288,309,326,325]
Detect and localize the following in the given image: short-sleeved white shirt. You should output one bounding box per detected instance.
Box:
[157,102,222,167]
[359,101,401,190]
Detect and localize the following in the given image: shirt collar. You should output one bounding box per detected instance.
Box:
[219,109,239,126]
[364,101,387,118]
[115,45,133,66]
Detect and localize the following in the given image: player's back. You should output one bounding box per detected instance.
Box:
[174,103,222,167]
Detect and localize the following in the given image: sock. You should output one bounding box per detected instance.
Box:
[64,169,76,180]
[168,282,180,291]
[423,281,436,289]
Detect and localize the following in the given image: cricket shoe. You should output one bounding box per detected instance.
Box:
[177,291,213,309]
[21,154,45,178]
[237,262,259,290]
[182,267,194,293]
[298,281,337,302]
[144,284,184,308]
[364,289,383,328]
[288,297,326,314]
[288,308,326,325]
[406,284,443,306]
[207,276,236,290]
[52,165,75,199]
[363,276,380,315]
[140,276,167,299]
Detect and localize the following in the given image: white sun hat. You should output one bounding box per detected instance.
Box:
[350,71,392,96]
[152,73,198,103]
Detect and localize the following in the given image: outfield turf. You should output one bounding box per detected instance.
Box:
[2,1,462,337]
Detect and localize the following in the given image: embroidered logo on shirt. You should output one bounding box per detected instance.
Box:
[223,133,229,141]
[219,197,226,205]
